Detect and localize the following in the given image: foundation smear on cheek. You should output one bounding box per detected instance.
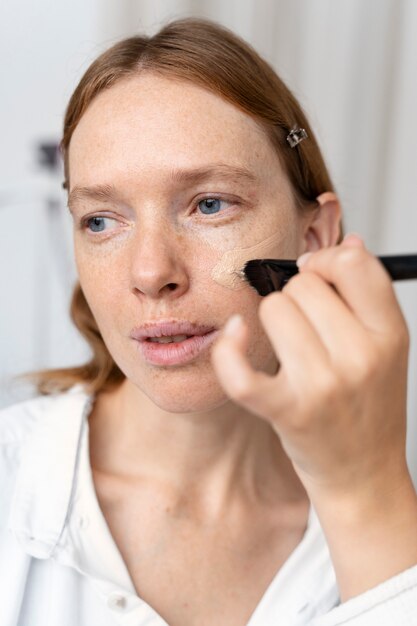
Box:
[211,228,292,290]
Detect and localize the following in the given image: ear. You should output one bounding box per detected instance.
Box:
[299,191,342,254]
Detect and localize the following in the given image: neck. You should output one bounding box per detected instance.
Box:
[88,379,307,520]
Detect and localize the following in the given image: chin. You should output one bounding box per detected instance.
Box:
[141,382,231,414]
[117,367,231,414]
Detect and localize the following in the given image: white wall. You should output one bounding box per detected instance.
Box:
[1,0,416,483]
[0,0,102,405]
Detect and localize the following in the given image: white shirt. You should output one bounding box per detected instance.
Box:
[1,385,417,626]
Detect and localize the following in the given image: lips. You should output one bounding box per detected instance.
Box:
[133,329,220,366]
[130,320,216,341]
[129,319,219,366]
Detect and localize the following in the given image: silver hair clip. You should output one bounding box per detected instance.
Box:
[287,127,308,148]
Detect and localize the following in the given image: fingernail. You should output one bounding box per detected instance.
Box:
[224,314,242,336]
[296,252,313,268]
[343,232,365,247]
[343,232,362,241]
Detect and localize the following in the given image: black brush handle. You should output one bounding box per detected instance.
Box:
[378,255,417,280]
[243,254,417,296]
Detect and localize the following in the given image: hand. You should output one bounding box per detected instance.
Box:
[211,234,411,500]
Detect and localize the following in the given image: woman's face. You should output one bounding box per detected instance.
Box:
[68,73,305,413]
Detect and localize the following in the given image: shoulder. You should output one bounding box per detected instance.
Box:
[0,394,58,446]
[0,394,56,535]
[0,385,92,492]
[0,384,92,446]
[0,392,67,488]
[0,386,92,534]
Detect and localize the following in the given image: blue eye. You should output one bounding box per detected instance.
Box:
[197,198,225,215]
[85,216,116,232]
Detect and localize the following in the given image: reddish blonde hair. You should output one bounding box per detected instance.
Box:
[21,17,343,395]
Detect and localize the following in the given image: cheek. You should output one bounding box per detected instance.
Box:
[74,243,128,336]
[73,230,279,376]
[74,228,232,301]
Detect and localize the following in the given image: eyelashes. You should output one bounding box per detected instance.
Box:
[81,215,119,234]
[196,196,231,215]
[79,195,240,237]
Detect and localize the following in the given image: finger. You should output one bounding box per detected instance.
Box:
[297,238,405,335]
[282,270,371,366]
[258,291,331,388]
[341,232,366,248]
[211,315,289,420]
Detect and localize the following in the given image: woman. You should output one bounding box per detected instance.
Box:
[1,17,417,626]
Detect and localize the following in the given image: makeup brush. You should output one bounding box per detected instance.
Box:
[243,254,417,296]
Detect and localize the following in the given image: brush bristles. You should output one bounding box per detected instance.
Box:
[242,259,299,295]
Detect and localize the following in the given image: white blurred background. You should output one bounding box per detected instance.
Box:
[1,0,416,483]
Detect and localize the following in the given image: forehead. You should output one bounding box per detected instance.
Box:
[69,73,288,189]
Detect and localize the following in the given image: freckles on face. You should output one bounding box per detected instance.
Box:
[68,73,299,409]
[75,236,278,414]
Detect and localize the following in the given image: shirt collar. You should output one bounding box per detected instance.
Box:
[8,385,137,595]
[8,385,93,559]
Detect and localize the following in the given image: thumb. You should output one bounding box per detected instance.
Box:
[211,315,251,390]
[211,314,278,419]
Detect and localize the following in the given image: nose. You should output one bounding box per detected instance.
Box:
[129,223,190,300]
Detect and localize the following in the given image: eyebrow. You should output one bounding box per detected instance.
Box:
[67,163,259,212]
